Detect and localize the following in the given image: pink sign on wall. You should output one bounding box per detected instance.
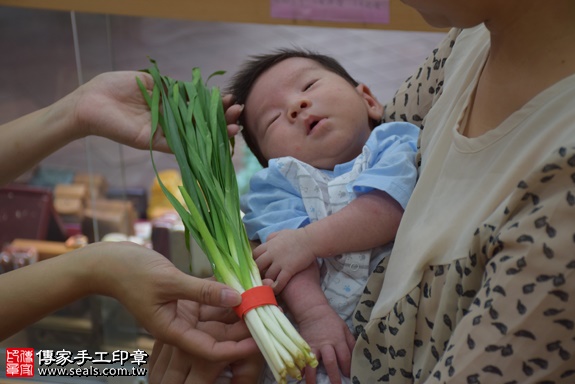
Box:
[271,0,390,25]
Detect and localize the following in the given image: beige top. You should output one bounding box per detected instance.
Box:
[351,24,575,383]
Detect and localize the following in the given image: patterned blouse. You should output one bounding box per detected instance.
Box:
[350,26,575,384]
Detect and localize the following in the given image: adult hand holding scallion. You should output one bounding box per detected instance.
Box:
[0,70,257,363]
[137,60,318,383]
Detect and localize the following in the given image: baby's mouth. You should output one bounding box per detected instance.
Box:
[309,120,319,133]
[307,117,324,135]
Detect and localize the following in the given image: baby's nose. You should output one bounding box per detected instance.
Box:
[289,100,310,119]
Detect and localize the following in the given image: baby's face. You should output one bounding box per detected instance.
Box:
[244,58,382,170]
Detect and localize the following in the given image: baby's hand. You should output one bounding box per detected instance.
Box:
[298,304,356,384]
[253,228,316,293]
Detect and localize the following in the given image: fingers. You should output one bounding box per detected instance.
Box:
[148,341,173,384]
[261,278,275,287]
[222,94,235,110]
[170,273,241,308]
[197,319,252,343]
[148,341,163,377]
[252,242,266,259]
[149,342,227,384]
[199,305,239,323]
[254,254,272,274]
[339,328,356,378]
[271,270,291,293]
[346,327,357,352]
[158,351,192,384]
[227,124,242,138]
[151,131,171,153]
[335,340,352,378]
[261,262,279,284]
[320,345,343,384]
[304,365,318,384]
[230,353,266,384]
[253,249,291,293]
[223,95,244,138]
[169,320,258,362]
[224,102,244,125]
[134,71,154,90]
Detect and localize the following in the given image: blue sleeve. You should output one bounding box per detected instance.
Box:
[240,162,309,243]
[351,122,420,209]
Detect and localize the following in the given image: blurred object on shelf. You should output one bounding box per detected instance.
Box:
[101,232,146,246]
[0,243,38,274]
[53,196,84,220]
[54,183,88,202]
[82,199,137,243]
[150,212,181,259]
[0,184,67,247]
[74,172,108,198]
[53,183,88,223]
[146,167,221,277]
[151,212,213,277]
[28,166,75,188]
[64,234,89,249]
[10,239,73,261]
[134,220,152,244]
[107,186,148,219]
[147,169,183,219]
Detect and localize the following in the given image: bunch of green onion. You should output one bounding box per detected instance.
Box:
[137,60,318,383]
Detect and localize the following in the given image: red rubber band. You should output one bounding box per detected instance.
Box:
[233,285,277,319]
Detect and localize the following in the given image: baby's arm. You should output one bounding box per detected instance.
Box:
[254,189,403,292]
[281,262,356,384]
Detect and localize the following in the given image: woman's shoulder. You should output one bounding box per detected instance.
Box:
[444,24,490,76]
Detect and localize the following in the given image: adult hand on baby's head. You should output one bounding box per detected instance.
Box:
[222,94,244,137]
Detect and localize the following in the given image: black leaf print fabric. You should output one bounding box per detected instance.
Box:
[351,146,575,383]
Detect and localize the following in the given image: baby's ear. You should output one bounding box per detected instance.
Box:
[356,83,384,121]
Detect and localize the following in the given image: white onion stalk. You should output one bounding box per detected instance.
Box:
[138,60,318,383]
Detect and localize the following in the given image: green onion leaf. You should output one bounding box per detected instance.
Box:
[138,59,318,383]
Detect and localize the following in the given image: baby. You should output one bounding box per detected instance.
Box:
[228,48,420,383]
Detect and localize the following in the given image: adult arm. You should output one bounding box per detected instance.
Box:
[0,241,258,361]
[0,71,169,186]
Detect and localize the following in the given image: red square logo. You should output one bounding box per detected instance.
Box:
[5,348,35,377]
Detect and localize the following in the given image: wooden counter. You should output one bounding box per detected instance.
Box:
[0,0,443,32]
[10,238,72,261]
